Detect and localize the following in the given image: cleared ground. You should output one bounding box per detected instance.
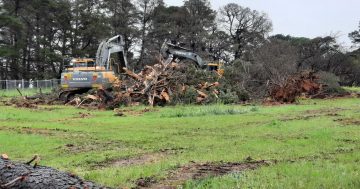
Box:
[0,97,359,188]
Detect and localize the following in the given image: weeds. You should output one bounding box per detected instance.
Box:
[159,105,258,118]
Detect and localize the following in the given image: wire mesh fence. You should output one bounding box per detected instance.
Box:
[0,79,60,90]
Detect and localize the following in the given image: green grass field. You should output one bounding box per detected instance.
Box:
[0,97,359,188]
[0,88,53,97]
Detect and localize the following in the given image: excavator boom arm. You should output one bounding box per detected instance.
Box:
[161,42,205,68]
[96,35,128,70]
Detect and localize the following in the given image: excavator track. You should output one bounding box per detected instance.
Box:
[58,88,90,103]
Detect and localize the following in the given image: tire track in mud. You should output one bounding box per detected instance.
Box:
[132,146,360,189]
[135,160,269,189]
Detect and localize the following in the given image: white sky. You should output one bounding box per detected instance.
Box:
[163,0,360,48]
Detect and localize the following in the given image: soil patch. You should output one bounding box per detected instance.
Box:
[280,108,343,121]
[94,151,170,169]
[11,100,38,109]
[114,153,166,167]
[94,148,185,169]
[63,140,125,154]
[334,118,360,126]
[0,126,90,142]
[0,126,70,136]
[304,107,346,115]
[74,112,92,118]
[55,112,93,122]
[136,160,269,189]
[114,108,158,117]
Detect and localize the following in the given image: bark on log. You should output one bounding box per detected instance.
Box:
[0,158,108,189]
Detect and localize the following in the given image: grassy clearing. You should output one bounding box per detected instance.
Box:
[0,97,359,188]
[0,88,53,97]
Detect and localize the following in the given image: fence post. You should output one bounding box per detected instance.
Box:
[22,79,24,89]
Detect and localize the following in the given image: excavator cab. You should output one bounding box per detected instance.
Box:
[207,61,224,76]
[63,58,100,72]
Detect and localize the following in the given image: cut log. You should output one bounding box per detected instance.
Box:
[0,158,109,189]
[196,90,208,98]
[0,155,8,160]
[123,68,143,81]
[160,91,170,102]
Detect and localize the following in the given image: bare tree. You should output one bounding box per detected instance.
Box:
[253,39,298,86]
[219,3,272,59]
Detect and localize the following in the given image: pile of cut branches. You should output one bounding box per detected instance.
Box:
[268,71,322,103]
[118,61,220,106]
[63,60,220,109]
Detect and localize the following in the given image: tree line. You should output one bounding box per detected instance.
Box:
[0,0,359,88]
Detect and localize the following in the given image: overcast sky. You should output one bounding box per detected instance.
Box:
[163,0,360,48]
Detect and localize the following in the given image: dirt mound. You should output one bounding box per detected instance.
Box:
[136,160,269,188]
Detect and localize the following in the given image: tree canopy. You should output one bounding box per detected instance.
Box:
[0,0,359,87]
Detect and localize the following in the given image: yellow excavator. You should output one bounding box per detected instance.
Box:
[59,35,127,101]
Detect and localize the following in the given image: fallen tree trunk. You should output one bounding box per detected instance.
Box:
[0,157,108,189]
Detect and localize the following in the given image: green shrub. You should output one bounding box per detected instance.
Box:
[218,89,239,104]
[175,86,198,105]
[318,71,347,94]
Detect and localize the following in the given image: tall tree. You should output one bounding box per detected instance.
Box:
[136,0,164,66]
[183,0,216,51]
[0,0,24,80]
[102,0,138,61]
[349,21,360,46]
[70,0,109,57]
[219,3,272,59]
[151,5,187,44]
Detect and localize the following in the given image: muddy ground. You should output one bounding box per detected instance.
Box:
[135,160,269,189]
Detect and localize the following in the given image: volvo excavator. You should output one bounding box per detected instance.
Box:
[160,41,224,75]
[59,35,127,101]
[59,36,224,102]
